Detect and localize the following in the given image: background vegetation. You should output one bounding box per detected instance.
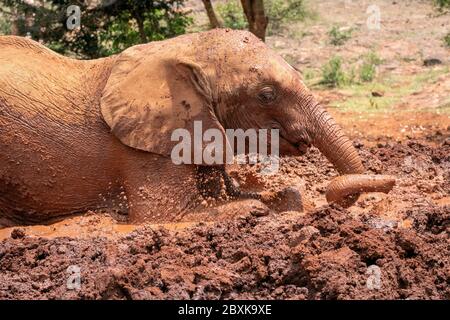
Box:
[435,0,450,10]
[215,0,313,35]
[0,0,192,58]
[0,0,447,58]
[0,0,315,57]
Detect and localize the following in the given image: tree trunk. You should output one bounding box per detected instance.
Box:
[134,12,148,43]
[202,0,222,28]
[240,0,268,41]
[10,8,19,36]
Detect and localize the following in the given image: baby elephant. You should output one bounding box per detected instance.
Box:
[0,30,394,226]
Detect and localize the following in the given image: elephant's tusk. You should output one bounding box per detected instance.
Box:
[326,174,396,207]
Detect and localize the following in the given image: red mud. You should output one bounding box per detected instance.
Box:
[0,134,448,300]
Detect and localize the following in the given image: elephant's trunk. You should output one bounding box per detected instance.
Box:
[326,174,396,205]
[297,92,395,206]
[306,102,365,176]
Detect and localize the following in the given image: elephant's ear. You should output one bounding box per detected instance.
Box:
[100,45,228,164]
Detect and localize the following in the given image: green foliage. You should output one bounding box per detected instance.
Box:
[328,25,352,46]
[0,14,10,35]
[265,0,312,35]
[359,63,376,83]
[0,0,192,58]
[302,68,316,81]
[320,56,349,87]
[320,52,383,87]
[215,0,313,35]
[434,0,450,10]
[432,1,449,46]
[359,52,382,82]
[99,5,192,56]
[444,32,450,48]
[328,66,449,112]
[216,1,247,30]
[321,52,382,87]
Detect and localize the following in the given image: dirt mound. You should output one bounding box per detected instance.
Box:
[0,203,448,300]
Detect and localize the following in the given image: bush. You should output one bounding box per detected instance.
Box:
[266,0,312,35]
[216,1,247,30]
[303,68,316,81]
[359,62,376,82]
[435,0,450,10]
[0,11,10,35]
[321,56,348,87]
[328,25,352,46]
[444,32,450,47]
[0,0,192,58]
[216,0,313,35]
[320,53,383,87]
[99,8,192,56]
[359,52,382,82]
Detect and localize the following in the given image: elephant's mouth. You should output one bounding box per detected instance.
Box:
[279,136,311,156]
[294,140,311,154]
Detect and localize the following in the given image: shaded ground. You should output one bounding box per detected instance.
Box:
[0,0,449,300]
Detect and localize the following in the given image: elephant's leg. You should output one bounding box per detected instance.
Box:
[121,176,155,223]
[259,187,304,212]
[221,168,304,212]
[121,154,201,223]
[123,175,201,223]
[196,166,303,213]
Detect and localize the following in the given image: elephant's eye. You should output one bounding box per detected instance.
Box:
[258,86,276,105]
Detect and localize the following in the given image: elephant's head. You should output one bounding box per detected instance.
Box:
[100,29,394,206]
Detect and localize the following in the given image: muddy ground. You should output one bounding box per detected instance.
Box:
[0,0,449,300]
[0,134,448,300]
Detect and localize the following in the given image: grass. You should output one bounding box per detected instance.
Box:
[320,56,353,87]
[319,52,382,88]
[302,68,317,82]
[266,0,316,35]
[327,66,450,113]
[435,0,450,11]
[444,32,450,47]
[328,25,353,46]
[359,52,383,82]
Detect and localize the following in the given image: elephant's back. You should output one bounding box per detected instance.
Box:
[0,36,107,123]
[0,36,116,173]
[0,37,124,223]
